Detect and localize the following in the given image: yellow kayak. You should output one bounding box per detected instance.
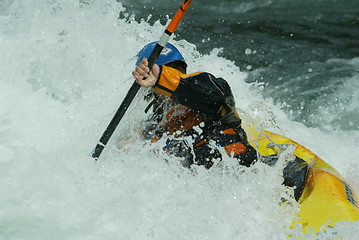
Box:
[239,110,359,233]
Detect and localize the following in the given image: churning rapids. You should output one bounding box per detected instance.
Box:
[0,0,358,239]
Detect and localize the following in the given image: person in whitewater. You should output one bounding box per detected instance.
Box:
[132,42,258,169]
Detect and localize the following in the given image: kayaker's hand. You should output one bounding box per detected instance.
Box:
[132,58,160,88]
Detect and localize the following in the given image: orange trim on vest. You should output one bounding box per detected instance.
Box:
[162,107,204,136]
[184,71,204,77]
[222,128,237,135]
[195,139,207,147]
[154,87,171,97]
[153,66,181,97]
[153,66,204,97]
[224,142,247,157]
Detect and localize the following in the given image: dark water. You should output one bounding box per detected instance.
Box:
[121,0,359,131]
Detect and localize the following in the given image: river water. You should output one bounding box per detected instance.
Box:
[123,0,359,131]
[0,0,358,239]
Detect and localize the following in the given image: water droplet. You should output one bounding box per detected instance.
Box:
[245,48,252,55]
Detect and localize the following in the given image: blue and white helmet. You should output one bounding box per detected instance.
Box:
[135,41,186,66]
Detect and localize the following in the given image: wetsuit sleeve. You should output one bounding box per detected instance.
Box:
[153,66,234,120]
[152,66,258,167]
[214,125,258,167]
[195,123,257,167]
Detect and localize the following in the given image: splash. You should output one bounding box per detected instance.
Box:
[0,0,358,239]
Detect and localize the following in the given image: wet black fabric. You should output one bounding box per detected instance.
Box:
[144,92,308,201]
[283,156,309,201]
[261,154,309,201]
[171,72,233,120]
[144,71,259,168]
[144,70,309,201]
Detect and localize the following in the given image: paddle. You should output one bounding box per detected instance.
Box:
[92,0,193,160]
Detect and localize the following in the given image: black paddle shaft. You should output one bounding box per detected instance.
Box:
[92,0,194,160]
[92,44,164,159]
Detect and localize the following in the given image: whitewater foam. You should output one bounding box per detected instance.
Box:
[0,0,358,239]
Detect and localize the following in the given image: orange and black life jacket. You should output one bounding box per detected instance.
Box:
[143,66,258,168]
[142,66,309,200]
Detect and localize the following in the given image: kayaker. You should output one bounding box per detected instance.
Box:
[132,42,258,169]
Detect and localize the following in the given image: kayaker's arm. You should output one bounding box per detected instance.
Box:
[153,65,235,120]
[152,65,258,167]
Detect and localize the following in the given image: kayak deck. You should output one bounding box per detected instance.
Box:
[239,111,359,233]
